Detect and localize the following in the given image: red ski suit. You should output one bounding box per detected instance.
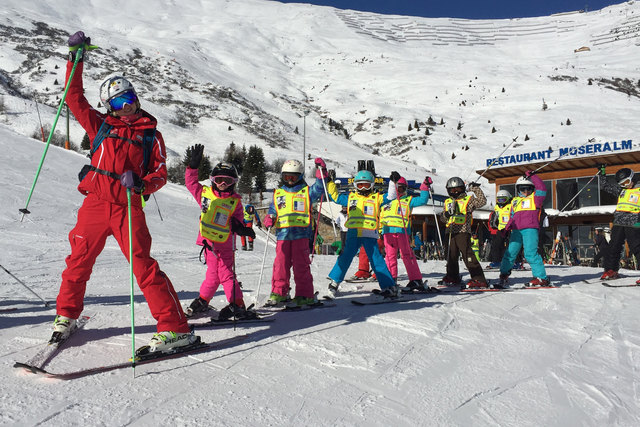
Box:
[56,60,189,333]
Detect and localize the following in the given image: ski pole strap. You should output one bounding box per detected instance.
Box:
[87,166,121,181]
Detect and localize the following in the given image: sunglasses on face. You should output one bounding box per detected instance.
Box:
[109,91,137,110]
[213,176,236,186]
[497,197,509,204]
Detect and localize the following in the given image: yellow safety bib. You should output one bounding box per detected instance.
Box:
[345,192,381,230]
[617,188,640,214]
[274,187,311,228]
[380,197,412,228]
[512,193,536,213]
[495,204,512,230]
[444,195,471,227]
[200,187,238,243]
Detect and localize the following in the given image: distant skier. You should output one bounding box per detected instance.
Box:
[497,171,549,288]
[439,177,489,289]
[598,167,640,282]
[380,172,432,291]
[184,148,257,321]
[262,158,328,307]
[334,206,348,255]
[53,31,196,352]
[241,204,261,251]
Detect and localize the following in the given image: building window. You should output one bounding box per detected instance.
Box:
[556,177,599,210]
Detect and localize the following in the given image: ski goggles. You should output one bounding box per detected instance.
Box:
[109,91,137,111]
[212,175,237,186]
[449,186,464,197]
[282,173,300,182]
[518,185,535,194]
[619,171,634,187]
[354,181,373,191]
[497,196,509,204]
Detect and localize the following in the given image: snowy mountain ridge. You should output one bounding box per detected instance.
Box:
[1,0,640,189]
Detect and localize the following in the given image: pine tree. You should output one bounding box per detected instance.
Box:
[81,132,90,150]
[223,142,246,174]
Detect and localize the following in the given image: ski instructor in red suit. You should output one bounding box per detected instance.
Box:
[52,31,197,352]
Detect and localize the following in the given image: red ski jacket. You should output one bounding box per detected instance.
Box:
[65,61,168,208]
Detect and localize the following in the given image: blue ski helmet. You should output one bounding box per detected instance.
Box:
[353,170,374,192]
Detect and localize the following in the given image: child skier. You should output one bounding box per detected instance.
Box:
[262,158,328,307]
[598,167,640,282]
[380,173,432,291]
[185,145,257,320]
[498,171,549,287]
[53,31,196,352]
[326,169,397,298]
[241,204,262,251]
[487,189,513,269]
[439,177,489,288]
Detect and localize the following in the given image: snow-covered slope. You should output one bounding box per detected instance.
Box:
[2,0,640,191]
[1,122,640,425]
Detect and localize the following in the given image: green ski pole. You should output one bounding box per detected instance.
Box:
[20,45,84,220]
[127,189,137,377]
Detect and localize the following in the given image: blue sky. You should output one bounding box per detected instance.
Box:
[274,0,626,19]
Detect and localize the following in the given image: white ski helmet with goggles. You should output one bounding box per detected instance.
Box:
[100,76,136,111]
[615,168,635,187]
[496,189,512,205]
[281,159,304,175]
[515,176,535,194]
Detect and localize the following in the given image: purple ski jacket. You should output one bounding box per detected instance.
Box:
[505,173,546,231]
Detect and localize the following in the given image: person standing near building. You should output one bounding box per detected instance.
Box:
[241,204,262,251]
[380,173,431,290]
[591,227,609,268]
[498,172,549,287]
[53,31,196,352]
[334,206,348,255]
[439,177,488,288]
[598,167,640,282]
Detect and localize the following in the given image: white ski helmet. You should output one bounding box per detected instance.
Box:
[100,76,136,111]
[515,176,535,194]
[496,189,512,205]
[281,159,304,175]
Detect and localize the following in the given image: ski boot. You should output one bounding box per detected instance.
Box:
[493,273,510,289]
[403,279,427,292]
[486,262,501,270]
[264,292,290,307]
[218,303,258,321]
[51,315,77,343]
[326,280,340,299]
[148,331,199,353]
[600,270,620,280]
[185,296,211,318]
[439,276,461,286]
[286,295,318,309]
[466,279,489,289]
[377,285,400,299]
[527,278,551,287]
[248,241,254,251]
[241,244,247,251]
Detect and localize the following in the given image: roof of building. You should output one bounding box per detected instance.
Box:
[477,150,640,183]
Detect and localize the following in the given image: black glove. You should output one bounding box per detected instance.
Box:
[231,217,256,239]
[390,171,401,183]
[597,164,606,176]
[257,222,263,230]
[189,144,204,169]
[443,210,452,219]
[328,169,336,182]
